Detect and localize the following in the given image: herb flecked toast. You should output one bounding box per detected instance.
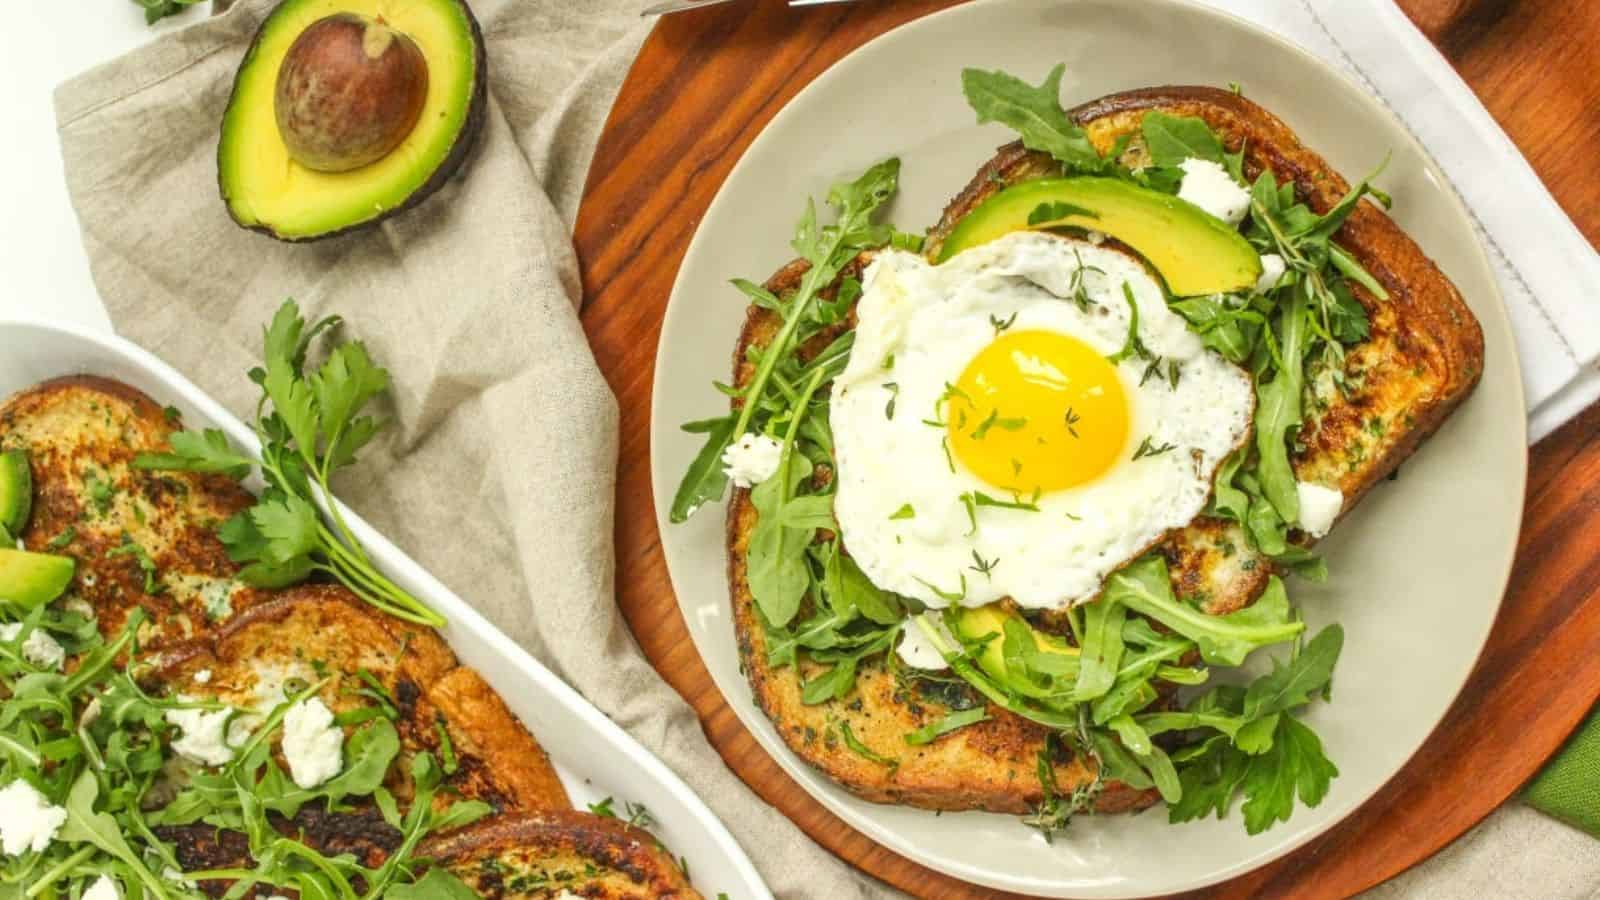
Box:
[725,86,1482,815]
[0,375,700,898]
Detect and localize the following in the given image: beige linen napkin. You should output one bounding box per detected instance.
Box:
[52,1,891,897]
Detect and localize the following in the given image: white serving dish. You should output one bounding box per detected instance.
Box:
[0,317,769,900]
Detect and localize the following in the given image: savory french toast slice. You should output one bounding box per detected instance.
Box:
[0,375,270,644]
[727,87,1483,812]
[2,375,703,896]
[424,811,701,899]
[153,584,570,813]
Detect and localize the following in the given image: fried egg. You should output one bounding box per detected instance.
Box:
[830,231,1254,611]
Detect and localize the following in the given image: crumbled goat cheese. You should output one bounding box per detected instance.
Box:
[1256,253,1287,294]
[1296,481,1344,538]
[0,623,65,670]
[165,705,240,768]
[896,615,956,670]
[282,697,344,790]
[721,433,784,488]
[0,779,67,856]
[1177,158,1251,225]
[193,669,212,684]
[84,875,120,900]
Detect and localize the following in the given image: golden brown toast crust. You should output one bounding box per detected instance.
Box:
[425,811,701,899]
[724,87,1484,815]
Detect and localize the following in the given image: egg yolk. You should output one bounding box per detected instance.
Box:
[947,330,1130,493]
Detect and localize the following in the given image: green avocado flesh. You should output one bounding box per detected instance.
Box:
[951,604,1079,697]
[0,450,30,536]
[0,549,75,610]
[218,0,484,241]
[937,177,1262,296]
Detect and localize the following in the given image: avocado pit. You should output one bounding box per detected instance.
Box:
[273,13,429,173]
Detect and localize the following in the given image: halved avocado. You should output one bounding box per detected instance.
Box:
[937,177,1262,296]
[218,0,487,241]
[0,450,30,537]
[0,549,75,610]
[951,604,1079,696]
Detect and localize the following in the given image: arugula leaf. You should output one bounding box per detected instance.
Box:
[669,415,737,524]
[1071,598,1126,701]
[1170,296,1264,364]
[384,868,478,899]
[1140,112,1225,167]
[838,720,899,771]
[1104,558,1302,666]
[1167,737,1250,824]
[746,370,828,628]
[1253,286,1309,524]
[60,770,167,897]
[1242,625,1344,721]
[961,64,1105,174]
[1107,716,1182,803]
[822,543,903,626]
[905,707,989,746]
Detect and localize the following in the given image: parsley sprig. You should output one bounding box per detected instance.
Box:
[135,300,443,626]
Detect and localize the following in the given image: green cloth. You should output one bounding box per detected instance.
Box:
[1526,702,1600,837]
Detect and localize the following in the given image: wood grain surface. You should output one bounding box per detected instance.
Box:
[574,1,1600,896]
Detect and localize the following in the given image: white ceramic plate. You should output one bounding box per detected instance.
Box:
[649,0,1527,896]
[0,318,771,900]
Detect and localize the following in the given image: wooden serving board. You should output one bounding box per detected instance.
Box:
[574,1,1600,896]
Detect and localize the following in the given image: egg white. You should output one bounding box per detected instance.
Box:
[830,231,1254,611]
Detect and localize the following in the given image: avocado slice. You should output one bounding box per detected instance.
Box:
[0,549,75,610]
[951,604,1079,697]
[0,450,30,537]
[218,0,487,241]
[937,177,1262,296]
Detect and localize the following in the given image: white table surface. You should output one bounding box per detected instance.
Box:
[1,4,212,331]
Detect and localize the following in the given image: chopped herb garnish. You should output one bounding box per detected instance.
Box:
[969,550,999,579]
[1131,436,1178,460]
[990,311,1019,335]
[889,503,916,520]
[1063,407,1081,438]
[106,533,160,595]
[971,408,1027,440]
[46,526,77,551]
[84,473,115,515]
[883,382,900,420]
[839,720,899,772]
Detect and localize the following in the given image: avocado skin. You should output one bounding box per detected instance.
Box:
[217,0,489,243]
